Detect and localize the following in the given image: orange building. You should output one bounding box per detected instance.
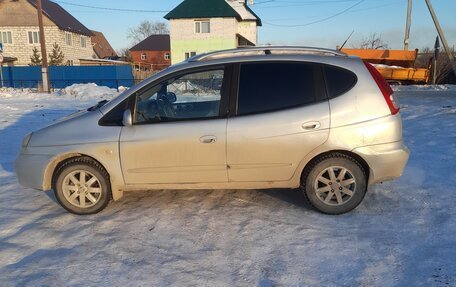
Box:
[129,34,171,72]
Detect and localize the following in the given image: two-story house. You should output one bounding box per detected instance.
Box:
[129,34,171,72]
[0,0,94,66]
[164,0,261,64]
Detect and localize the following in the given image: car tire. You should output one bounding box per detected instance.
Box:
[53,157,111,215]
[301,153,367,215]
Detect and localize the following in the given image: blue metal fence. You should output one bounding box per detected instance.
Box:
[0,66,134,90]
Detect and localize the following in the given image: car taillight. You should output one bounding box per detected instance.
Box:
[363,61,400,115]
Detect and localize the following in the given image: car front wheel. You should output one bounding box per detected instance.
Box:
[53,157,111,215]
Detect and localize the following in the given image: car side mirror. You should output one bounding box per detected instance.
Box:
[122,109,132,127]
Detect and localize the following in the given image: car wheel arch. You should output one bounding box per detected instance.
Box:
[44,153,121,201]
[44,153,83,191]
[299,150,370,185]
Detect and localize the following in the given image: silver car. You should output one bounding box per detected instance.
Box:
[15,47,410,215]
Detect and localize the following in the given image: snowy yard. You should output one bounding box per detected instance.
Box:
[0,84,455,286]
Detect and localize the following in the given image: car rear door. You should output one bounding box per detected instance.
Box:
[226,62,330,182]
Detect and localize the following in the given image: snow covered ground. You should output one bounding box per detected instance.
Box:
[0,84,455,286]
[392,84,456,92]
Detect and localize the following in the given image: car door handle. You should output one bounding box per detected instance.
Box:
[302,121,321,130]
[199,135,217,144]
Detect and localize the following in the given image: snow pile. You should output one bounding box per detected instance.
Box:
[0,87,36,98]
[0,83,120,102]
[118,86,129,93]
[392,84,456,92]
[176,95,220,103]
[57,83,119,101]
[372,63,405,69]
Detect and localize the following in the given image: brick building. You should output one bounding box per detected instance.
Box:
[129,34,171,72]
[0,0,95,66]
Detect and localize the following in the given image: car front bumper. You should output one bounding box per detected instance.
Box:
[14,152,53,190]
[353,140,410,184]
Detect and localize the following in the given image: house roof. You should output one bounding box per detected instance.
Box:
[164,0,261,26]
[243,3,262,26]
[129,35,170,52]
[226,0,262,25]
[27,0,94,36]
[236,33,255,46]
[79,58,130,65]
[91,30,117,59]
[1,56,18,63]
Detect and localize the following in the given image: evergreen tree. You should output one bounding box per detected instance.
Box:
[48,43,65,66]
[29,47,42,66]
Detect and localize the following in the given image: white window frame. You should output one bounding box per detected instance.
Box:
[164,53,170,60]
[141,53,147,60]
[184,51,197,59]
[194,20,210,34]
[65,32,73,46]
[28,31,40,44]
[0,31,13,44]
[80,36,87,48]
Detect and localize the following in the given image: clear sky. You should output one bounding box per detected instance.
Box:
[54,0,456,52]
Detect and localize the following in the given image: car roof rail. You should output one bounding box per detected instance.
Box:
[188,46,347,62]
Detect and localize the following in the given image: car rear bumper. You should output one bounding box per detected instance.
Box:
[14,153,52,190]
[353,140,410,184]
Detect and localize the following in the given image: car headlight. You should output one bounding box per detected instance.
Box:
[22,132,33,147]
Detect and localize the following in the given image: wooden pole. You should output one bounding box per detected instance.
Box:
[425,0,456,77]
[404,0,412,50]
[433,36,439,84]
[36,0,50,92]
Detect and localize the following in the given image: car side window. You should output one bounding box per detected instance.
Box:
[237,62,322,115]
[134,69,224,124]
[323,64,358,98]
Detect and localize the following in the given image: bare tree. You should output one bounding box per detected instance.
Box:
[127,21,169,45]
[416,47,454,84]
[359,33,389,50]
[117,47,132,62]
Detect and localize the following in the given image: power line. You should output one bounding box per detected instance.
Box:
[252,0,276,5]
[263,0,405,22]
[53,1,169,13]
[53,0,358,14]
[253,0,360,9]
[53,0,267,13]
[256,0,358,4]
[349,0,406,13]
[263,0,366,27]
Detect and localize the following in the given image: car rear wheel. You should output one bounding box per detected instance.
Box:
[301,153,367,215]
[53,157,111,215]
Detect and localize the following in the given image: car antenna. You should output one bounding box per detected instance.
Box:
[338,30,354,50]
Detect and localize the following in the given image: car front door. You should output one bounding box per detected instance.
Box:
[120,66,230,184]
[227,62,330,182]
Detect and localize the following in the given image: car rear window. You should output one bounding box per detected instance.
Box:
[323,65,357,98]
[237,62,323,115]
